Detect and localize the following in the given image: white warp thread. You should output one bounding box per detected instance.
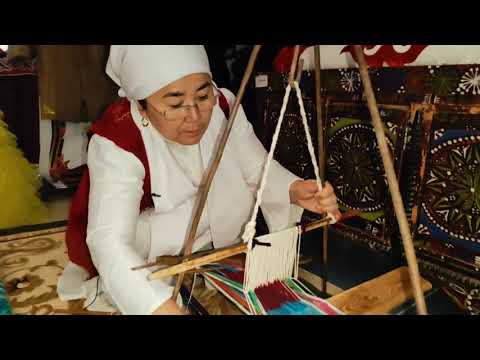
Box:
[244,227,300,292]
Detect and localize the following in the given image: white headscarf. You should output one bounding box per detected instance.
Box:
[106,45,212,100]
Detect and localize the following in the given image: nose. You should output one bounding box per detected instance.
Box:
[184,105,202,123]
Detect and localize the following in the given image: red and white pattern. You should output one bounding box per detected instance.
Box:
[0,58,36,77]
[301,45,480,70]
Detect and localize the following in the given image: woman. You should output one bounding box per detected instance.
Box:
[58,45,340,315]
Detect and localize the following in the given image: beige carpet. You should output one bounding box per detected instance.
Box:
[0,229,114,315]
[0,228,238,315]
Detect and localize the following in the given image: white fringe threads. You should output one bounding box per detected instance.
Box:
[244,227,301,292]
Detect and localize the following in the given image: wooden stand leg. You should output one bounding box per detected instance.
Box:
[353,45,428,315]
[313,45,329,295]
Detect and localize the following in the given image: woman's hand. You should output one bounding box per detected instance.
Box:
[152,299,185,315]
[289,180,341,220]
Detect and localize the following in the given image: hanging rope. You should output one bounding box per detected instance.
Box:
[293,81,336,224]
[241,84,293,246]
[241,80,336,247]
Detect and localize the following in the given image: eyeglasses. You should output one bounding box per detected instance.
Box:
[147,84,220,122]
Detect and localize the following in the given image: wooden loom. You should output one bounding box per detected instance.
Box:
[134,45,432,315]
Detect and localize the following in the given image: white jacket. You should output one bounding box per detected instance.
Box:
[59,89,302,315]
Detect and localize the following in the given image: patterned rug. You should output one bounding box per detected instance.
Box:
[0,229,113,315]
[0,223,67,242]
[0,228,243,315]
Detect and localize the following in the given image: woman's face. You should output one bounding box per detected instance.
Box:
[139,73,216,145]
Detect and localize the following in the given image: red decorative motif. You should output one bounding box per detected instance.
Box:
[0,58,36,76]
[341,45,429,68]
[273,46,308,73]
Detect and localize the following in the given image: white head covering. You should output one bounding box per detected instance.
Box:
[106,45,212,100]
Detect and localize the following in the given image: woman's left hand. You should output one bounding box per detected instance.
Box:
[289,180,341,220]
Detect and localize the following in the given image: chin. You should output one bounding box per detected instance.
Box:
[177,135,202,145]
[178,129,205,145]
[178,138,201,145]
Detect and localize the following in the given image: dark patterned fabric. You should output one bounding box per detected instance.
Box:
[254,64,480,288]
[412,104,480,276]
[256,72,318,180]
[0,59,39,163]
[325,102,411,250]
[318,64,480,106]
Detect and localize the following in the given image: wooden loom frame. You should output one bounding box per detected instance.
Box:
[138,45,432,315]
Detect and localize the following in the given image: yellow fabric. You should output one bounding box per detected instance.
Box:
[0,116,48,229]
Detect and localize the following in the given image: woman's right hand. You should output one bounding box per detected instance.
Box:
[152,299,185,315]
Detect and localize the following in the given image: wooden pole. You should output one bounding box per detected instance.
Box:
[289,45,301,85]
[295,59,304,84]
[150,243,248,280]
[314,45,329,295]
[353,45,428,315]
[168,45,263,300]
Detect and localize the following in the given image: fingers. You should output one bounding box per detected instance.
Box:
[314,192,337,206]
[303,179,320,194]
[313,196,339,212]
[297,180,335,198]
[314,182,339,214]
[317,204,339,214]
[316,181,334,199]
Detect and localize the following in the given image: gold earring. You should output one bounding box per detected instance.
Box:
[141,117,149,127]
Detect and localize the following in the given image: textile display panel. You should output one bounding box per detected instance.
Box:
[325,101,412,251]
[411,104,480,283]
[253,61,480,310]
[261,73,319,181]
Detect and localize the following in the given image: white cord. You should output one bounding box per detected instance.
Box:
[241,80,336,248]
[241,84,293,246]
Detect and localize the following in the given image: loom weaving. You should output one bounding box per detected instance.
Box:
[10,44,477,315]
[202,261,342,315]
[139,45,431,315]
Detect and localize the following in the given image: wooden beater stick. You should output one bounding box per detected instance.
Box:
[148,216,333,280]
[353,45,428,315]
[143,208,359,279]
[314,45,329,295]
[168,45,263,300]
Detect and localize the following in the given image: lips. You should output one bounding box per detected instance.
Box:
[184,129,202,136]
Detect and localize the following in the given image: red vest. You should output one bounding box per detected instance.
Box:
[66,94,230,279]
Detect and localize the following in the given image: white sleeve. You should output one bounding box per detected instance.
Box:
[86,134,174,315]
[221,89,304,232]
